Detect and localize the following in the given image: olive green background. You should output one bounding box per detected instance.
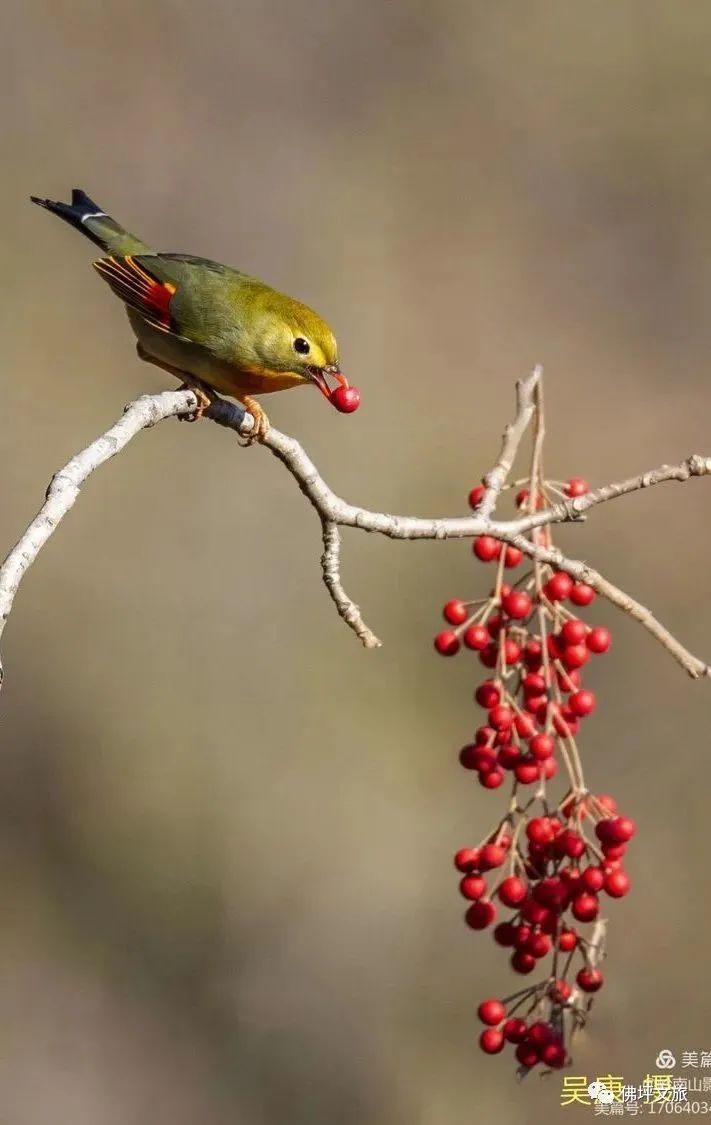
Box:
[1,2,710,1122]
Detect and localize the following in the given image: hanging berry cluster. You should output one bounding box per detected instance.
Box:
[434,470,635,1074]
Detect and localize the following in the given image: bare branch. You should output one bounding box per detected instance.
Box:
[320,521,381,649]
[501,532,711,680]
[2,369,711,687]
[0,389,199,684]
[476,364,542,519]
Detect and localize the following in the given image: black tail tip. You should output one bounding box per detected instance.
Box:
[30,188,104,217]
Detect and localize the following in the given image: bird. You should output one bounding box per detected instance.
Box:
[30,188,352,441]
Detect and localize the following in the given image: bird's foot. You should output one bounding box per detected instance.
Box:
[177,378,213,422]
[238,396,271,446]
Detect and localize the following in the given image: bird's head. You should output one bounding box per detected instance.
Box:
[251,294,347,397]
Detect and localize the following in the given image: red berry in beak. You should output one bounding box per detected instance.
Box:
[330,385,361,413]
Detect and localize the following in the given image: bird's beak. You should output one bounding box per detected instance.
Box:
[307,364,348,399]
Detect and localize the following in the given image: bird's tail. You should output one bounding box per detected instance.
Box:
[30,188,151,256]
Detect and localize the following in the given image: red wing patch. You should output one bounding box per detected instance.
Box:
[93,255,177,331]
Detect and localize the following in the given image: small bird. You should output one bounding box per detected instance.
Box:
[31,188,356,440]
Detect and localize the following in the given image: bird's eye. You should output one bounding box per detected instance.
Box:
[293,337,311,355]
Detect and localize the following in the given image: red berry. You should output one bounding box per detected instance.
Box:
[523,672,547,696]
[520,899,552,927]
[511,950,536,974]
[523,640,543,669]
[523,693,547,715]
[515,1041,540,1067]
[541,1041,566,1068]
[330,385,361,413]
[604,868,631,898]
[576,967,603,992]
[609,816,636,843]
[529,733,555,761]
[504,545,524,568]
[479,844,507,870]
[479,645,498,669]
[468,484,486,509]
[562,644,589,670]
[557,829,585,858]
[569,689,596,717]
[514,760,540,785]
[572,893,599,922]
[546,633,563,660]
[488,704,514,731]
[512,924,532,949]
[558,928,578,952]
[527,932,551,958]
[465,900,497,929]
[587,626,612,654]
[560,866,581,887]
[503,1017,528,1043]
[542,756,558,780]
[472,729,495,747]
[526,817,555,846]
[550,979,572,1003]
[515,713,536,738]
[475,726,495,745]
[498,876,528,907]
[497,743,521,770]
[502,591,532,620]
[527,1021,554,1047]
[443,598,468,625]
[479,1028,505,1054]
[459,744,493,771]
[479,767,505,789]
[454,847,479,872]
[544,572,574,601]
[460,875,487,900]
[463,623,489,650]
[570,582,596,606]
[502,638,522,664]
[565,477,589,497]
[493,922,517,946]
[473,536,501,562]
[487,613,504,639]
[477,998,506,1025]
[434,630,460,656]
[533,877,567,908]
[595,819,615,844]
[560,619,587,646]
[581,866,605,892]
[475,681,501,709]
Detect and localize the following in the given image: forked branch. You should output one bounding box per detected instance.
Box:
[1,368,710,688]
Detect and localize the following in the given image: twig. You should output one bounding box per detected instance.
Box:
[2,369,711,687]
[320,521,381,649]
[477,365,542,519]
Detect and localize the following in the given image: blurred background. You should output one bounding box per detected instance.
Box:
[2,1,711,1121]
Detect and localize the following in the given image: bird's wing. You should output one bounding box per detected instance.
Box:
[93,254,182,335]
[93,252,253,344]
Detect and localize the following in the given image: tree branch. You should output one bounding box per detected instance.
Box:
[2,369,711,689]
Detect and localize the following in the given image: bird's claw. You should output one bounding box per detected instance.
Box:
[177,381,213,422]
[238,396,271,446]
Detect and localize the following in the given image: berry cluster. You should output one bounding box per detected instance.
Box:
[434,476,634,1071]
